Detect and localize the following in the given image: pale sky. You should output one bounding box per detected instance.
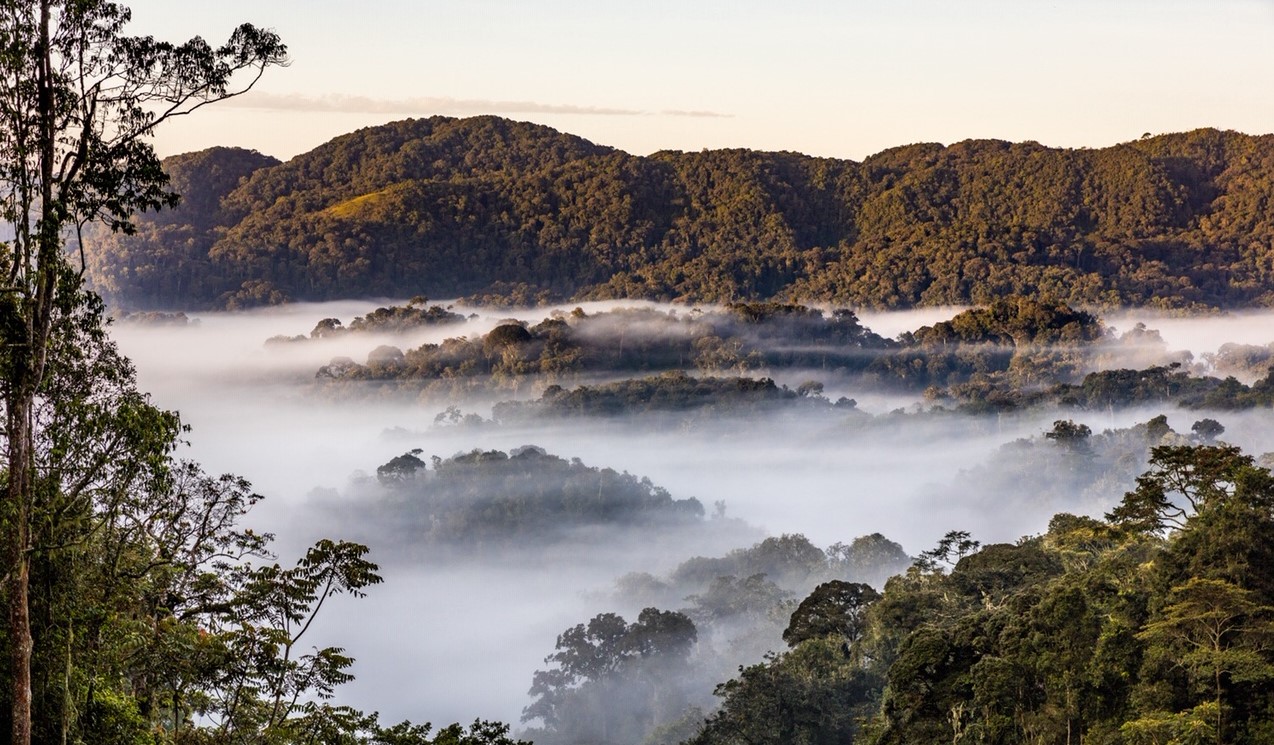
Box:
[126,0,1274,162]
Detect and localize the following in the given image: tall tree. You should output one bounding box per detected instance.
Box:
[0,3,285,742]
[1135,579,1274,745]
[782,580,880,648]
[524,608,698,745]
[1108,446,1257,533]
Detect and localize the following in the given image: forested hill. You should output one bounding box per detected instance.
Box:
[84,116,1274,310]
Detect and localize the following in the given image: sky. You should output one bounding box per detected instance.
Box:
[125,0,1274,162]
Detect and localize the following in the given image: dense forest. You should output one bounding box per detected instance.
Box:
[293,296,1274,420]
[679,442,1274,745]
[83,117,1274,311]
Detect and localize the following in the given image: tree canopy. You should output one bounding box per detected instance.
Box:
[80,121,1274,311]
[686,445,1274,745]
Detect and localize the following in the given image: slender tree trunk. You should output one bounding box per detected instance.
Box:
[1216,667,1222,745]
[62,620,71,745]
[8,394,34,745]
[8,5,56,741]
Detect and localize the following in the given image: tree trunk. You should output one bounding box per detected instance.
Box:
[8,5,55,740]
[1216,667,1223,745]
[7,393,34,745]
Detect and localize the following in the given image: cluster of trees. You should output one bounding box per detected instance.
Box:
[82,146,283,310]
[311,302,891,391]
[268,297,467,345]
[313,446,720,560]
[489,371,855,422]
[312,298,1139,399]
[23,7,1274,745]
[1062,365,1274,411]
[1201,342,1274,382]
[666,533,910,593]
[931,362,1274,413]
[867,297,1107,389]
[287,292,1273,429]
[522,609,700,745]
[507,417,1264,745]
[83,119,1274,311]
[913,414,1220,534]
[116,311,198,327]
[668,444,1274,744]
[302,296,1267,424]
[522,533,913,745]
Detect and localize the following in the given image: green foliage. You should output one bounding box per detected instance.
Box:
[82,688,158,745]
[83,147,282,310]
[0,7,286,742]
[1192,418,1226,443]
[690,445,1274,745]
[0,11,526,745]
[673,534,831,589]
[870,296,1105,389]
[0,288,485,743]
[493,371,808,421]
[825,534,912,589]
[305,297,1273,417]
[376,449,427,485]
[913,529,981,572]
[1046,419,1093,447]
[1121,703,1219,745]
[685,574,792,627]
[420,720,532,745]
[782,581,881,647]
[942,360,1274,414]
[0,302,523,742]
[687,637,878,745]
[1108,445,1258,533]
[82,122,1274,311]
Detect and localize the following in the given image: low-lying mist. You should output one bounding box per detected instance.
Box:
[109,300,1274,732]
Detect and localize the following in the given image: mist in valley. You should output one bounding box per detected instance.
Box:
[108,300,1274,739]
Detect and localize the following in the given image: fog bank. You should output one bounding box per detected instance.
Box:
[109,300,1274,728]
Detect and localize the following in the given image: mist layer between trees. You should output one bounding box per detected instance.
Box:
[110,300,1274,735]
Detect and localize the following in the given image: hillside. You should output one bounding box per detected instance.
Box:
[83,117,1274,310]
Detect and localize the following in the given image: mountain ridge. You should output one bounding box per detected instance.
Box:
[83,116,1274,311]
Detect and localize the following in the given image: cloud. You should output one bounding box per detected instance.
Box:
[224,92,729,118]
[660,109,733,119]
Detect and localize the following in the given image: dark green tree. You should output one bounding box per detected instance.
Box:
[826,533,912,587]
[782,580,881,648]
[1191,418,1226,443]
[688,637,877,745]
[1046,419,1093,449]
